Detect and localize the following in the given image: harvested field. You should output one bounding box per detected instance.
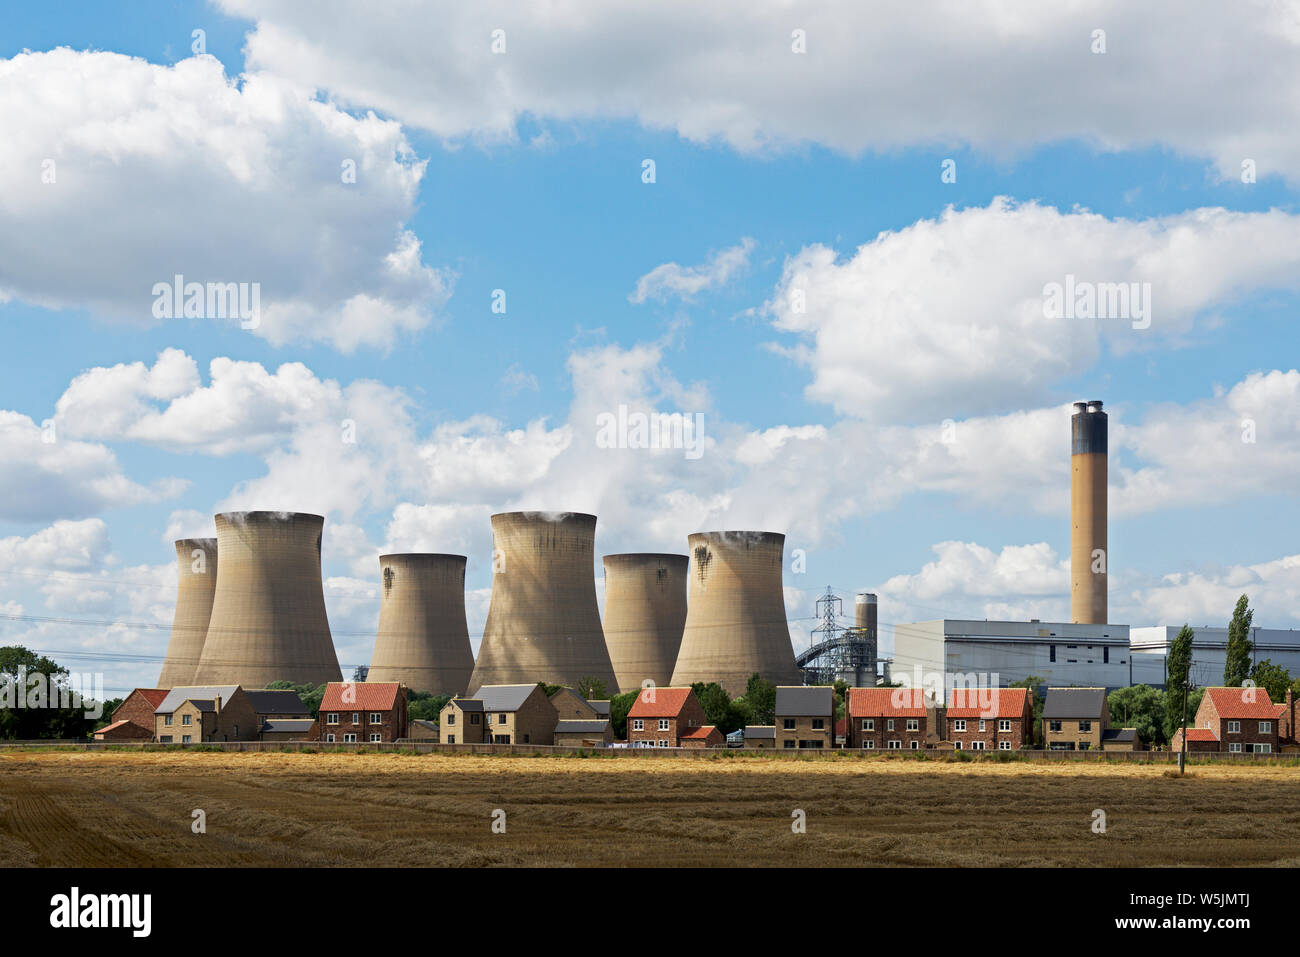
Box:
[0,750,1296,867]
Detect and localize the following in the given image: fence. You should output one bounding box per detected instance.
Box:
[0,739,1296,763]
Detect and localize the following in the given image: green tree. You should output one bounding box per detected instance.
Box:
[608,690,639,738]
[739,673,776,725]
[1164,624,1197,746]
[0,646,101,739]
[576,676,608,701]
[1249,659,1297,704]
[689,682,748,735]
[1008,676,1044,747]
[536,682,562,697]
[1106,684,1166,746]
[1224,594,1254,687]
[406,690,451,722]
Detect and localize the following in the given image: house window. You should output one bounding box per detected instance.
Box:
[1048,720,1061,732]
[160,736,172,743]
[888,740,902,750]
[978,719,986,732]
[887,719,895,731]
[658,739,670,748]
[906,719,919,732]
[1049,645,1056,662]
[182,735,192,744]
[1254,743,1272,754]
[783,718,796,730]
[952,719,966,732]
[445,734,454,744]
[352,713,359,724]
[1078,720,1091,732]
[369,733,382,743]
[164,715,173,726]
[910,740,919,750]
[1259,721,1272,734]
[811,718,825,730]
[369,713,382,724]
[182,714,191,726]
[498,714,507,724]
[998,719,1011,732]
[326,734,335,743]
[783,740,796,749]
[862,719,874,731]
[659,718,671,732]
[232,724,238,737]
[1227,720,1240,733]
[327,713,339,725]
[953,741,962,750]
[633,719,644,732]
[447,713,455,725]
[344,733,357,743]
[471,714,480,724]
[862,740,874,750]
[999,741,1011,751]
[971,740,986,751]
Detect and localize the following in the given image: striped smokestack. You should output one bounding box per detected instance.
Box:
[1071,400,1108,624]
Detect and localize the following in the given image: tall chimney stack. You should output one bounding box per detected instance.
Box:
[1070,400,1108,624]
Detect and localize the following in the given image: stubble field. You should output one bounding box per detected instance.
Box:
[0,750,1296,867]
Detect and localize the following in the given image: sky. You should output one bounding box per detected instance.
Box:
[1,0,1299,696]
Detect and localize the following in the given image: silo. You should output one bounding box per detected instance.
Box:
[193,511,342,688]
[468,511,618,694]
[602,553,688,691]
[670,531,800,695]
[157,538,218,686]
[1070,400,1108,624]
[368,553,474,696]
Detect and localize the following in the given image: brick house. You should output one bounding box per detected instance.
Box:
[153,686,259,743]
[1180,686,1280,754]
[95,688,168,741]
[945,687,1032,751]
[1043,687,1108,750]
[626,688,707,748]
[680,725,723,748]
[553,719,614,747]
[440,685,557,745]
[258,719,316,742]
[845,687,941,751]
[774,686,835,750]
[1170,726,1220,753]
[548,687,605,721]
[312,682,409,743]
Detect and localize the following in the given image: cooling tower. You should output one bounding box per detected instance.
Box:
[193,511,342,688]
[1071,400,1108,624]
[670,531,801,695]
[468,511,618,694]
[368,553,474,696]
[157,538,218,686]
[602,553,688,691]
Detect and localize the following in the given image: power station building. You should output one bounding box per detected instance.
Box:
[368,553,474,696]
[1129,625,1300,689]
[670,530,801,695]
[892,619,1133,699]
[157,538,218,687]
[602,553,688,691]
[193,511,342,689]
[469,511,619,694]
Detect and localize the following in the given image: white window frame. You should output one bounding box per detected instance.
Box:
[999,740,1012,751]
[978,718,986,732]
[182,735,192,744]
[998,719,1011,732]
[888,739,902,750]
[952,719,966,732]
[658,718,670,732]
[657,739,670,748]
[910,740,920,750]
[632,718,644,732]
[1255,742,1272,754]
[971,740,986,751]
[326,734,335,743]
[327,713,339,725]
[1228,742,1242,753]
[182,713,192,726]
[344,733,357,743]
[369,712,382,724]
[369,733,382,743]
[1259,720,1272,734]
[352,713,360,724]
[862,718,874,731]
[886,718,895,731]
[953,741,962,750]
[1227,720,1240,734]
[862,740,874,750]
[906,718,919,732]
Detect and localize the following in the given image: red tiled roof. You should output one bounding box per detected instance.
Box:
[133,688,170,708]
[1204,687,1279,719]
[680,725,718,740]
[1181,728,1218,742]
[628,688,695,718]
[320,682,401,711]
[847,687,930,718]
[946,687,1031,719]
[93,720,134,735]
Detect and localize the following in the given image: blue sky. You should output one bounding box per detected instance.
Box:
[2,1,1299,694]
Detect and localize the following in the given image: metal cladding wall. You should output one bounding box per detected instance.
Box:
[670,531,801,695]
[1071,401,1108,624]
[157,538,218,686]
[468,511,618,694]
[194,511,342,688]
[368,553,474,696]
[602,553,688,691]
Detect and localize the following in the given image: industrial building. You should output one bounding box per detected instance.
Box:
[601,552,687,691]
[368,553,474,696]
[670,530,801,695]
[1129,625,1300,689]
[157,538,218,687]
[193,511,342,689]
[469,512,618,694]
[892,619,1133,699]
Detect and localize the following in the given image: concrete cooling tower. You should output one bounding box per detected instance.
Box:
[1071,400,1108,624]
[368,553,474,696]
[157,538,218,686]
[193,511,342,688]
[468,511,618,694]
[602,553,688,691]
[670,531,801,695]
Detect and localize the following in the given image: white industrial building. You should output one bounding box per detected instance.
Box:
[1129,626,1300,689]
[891,619,1132,701]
